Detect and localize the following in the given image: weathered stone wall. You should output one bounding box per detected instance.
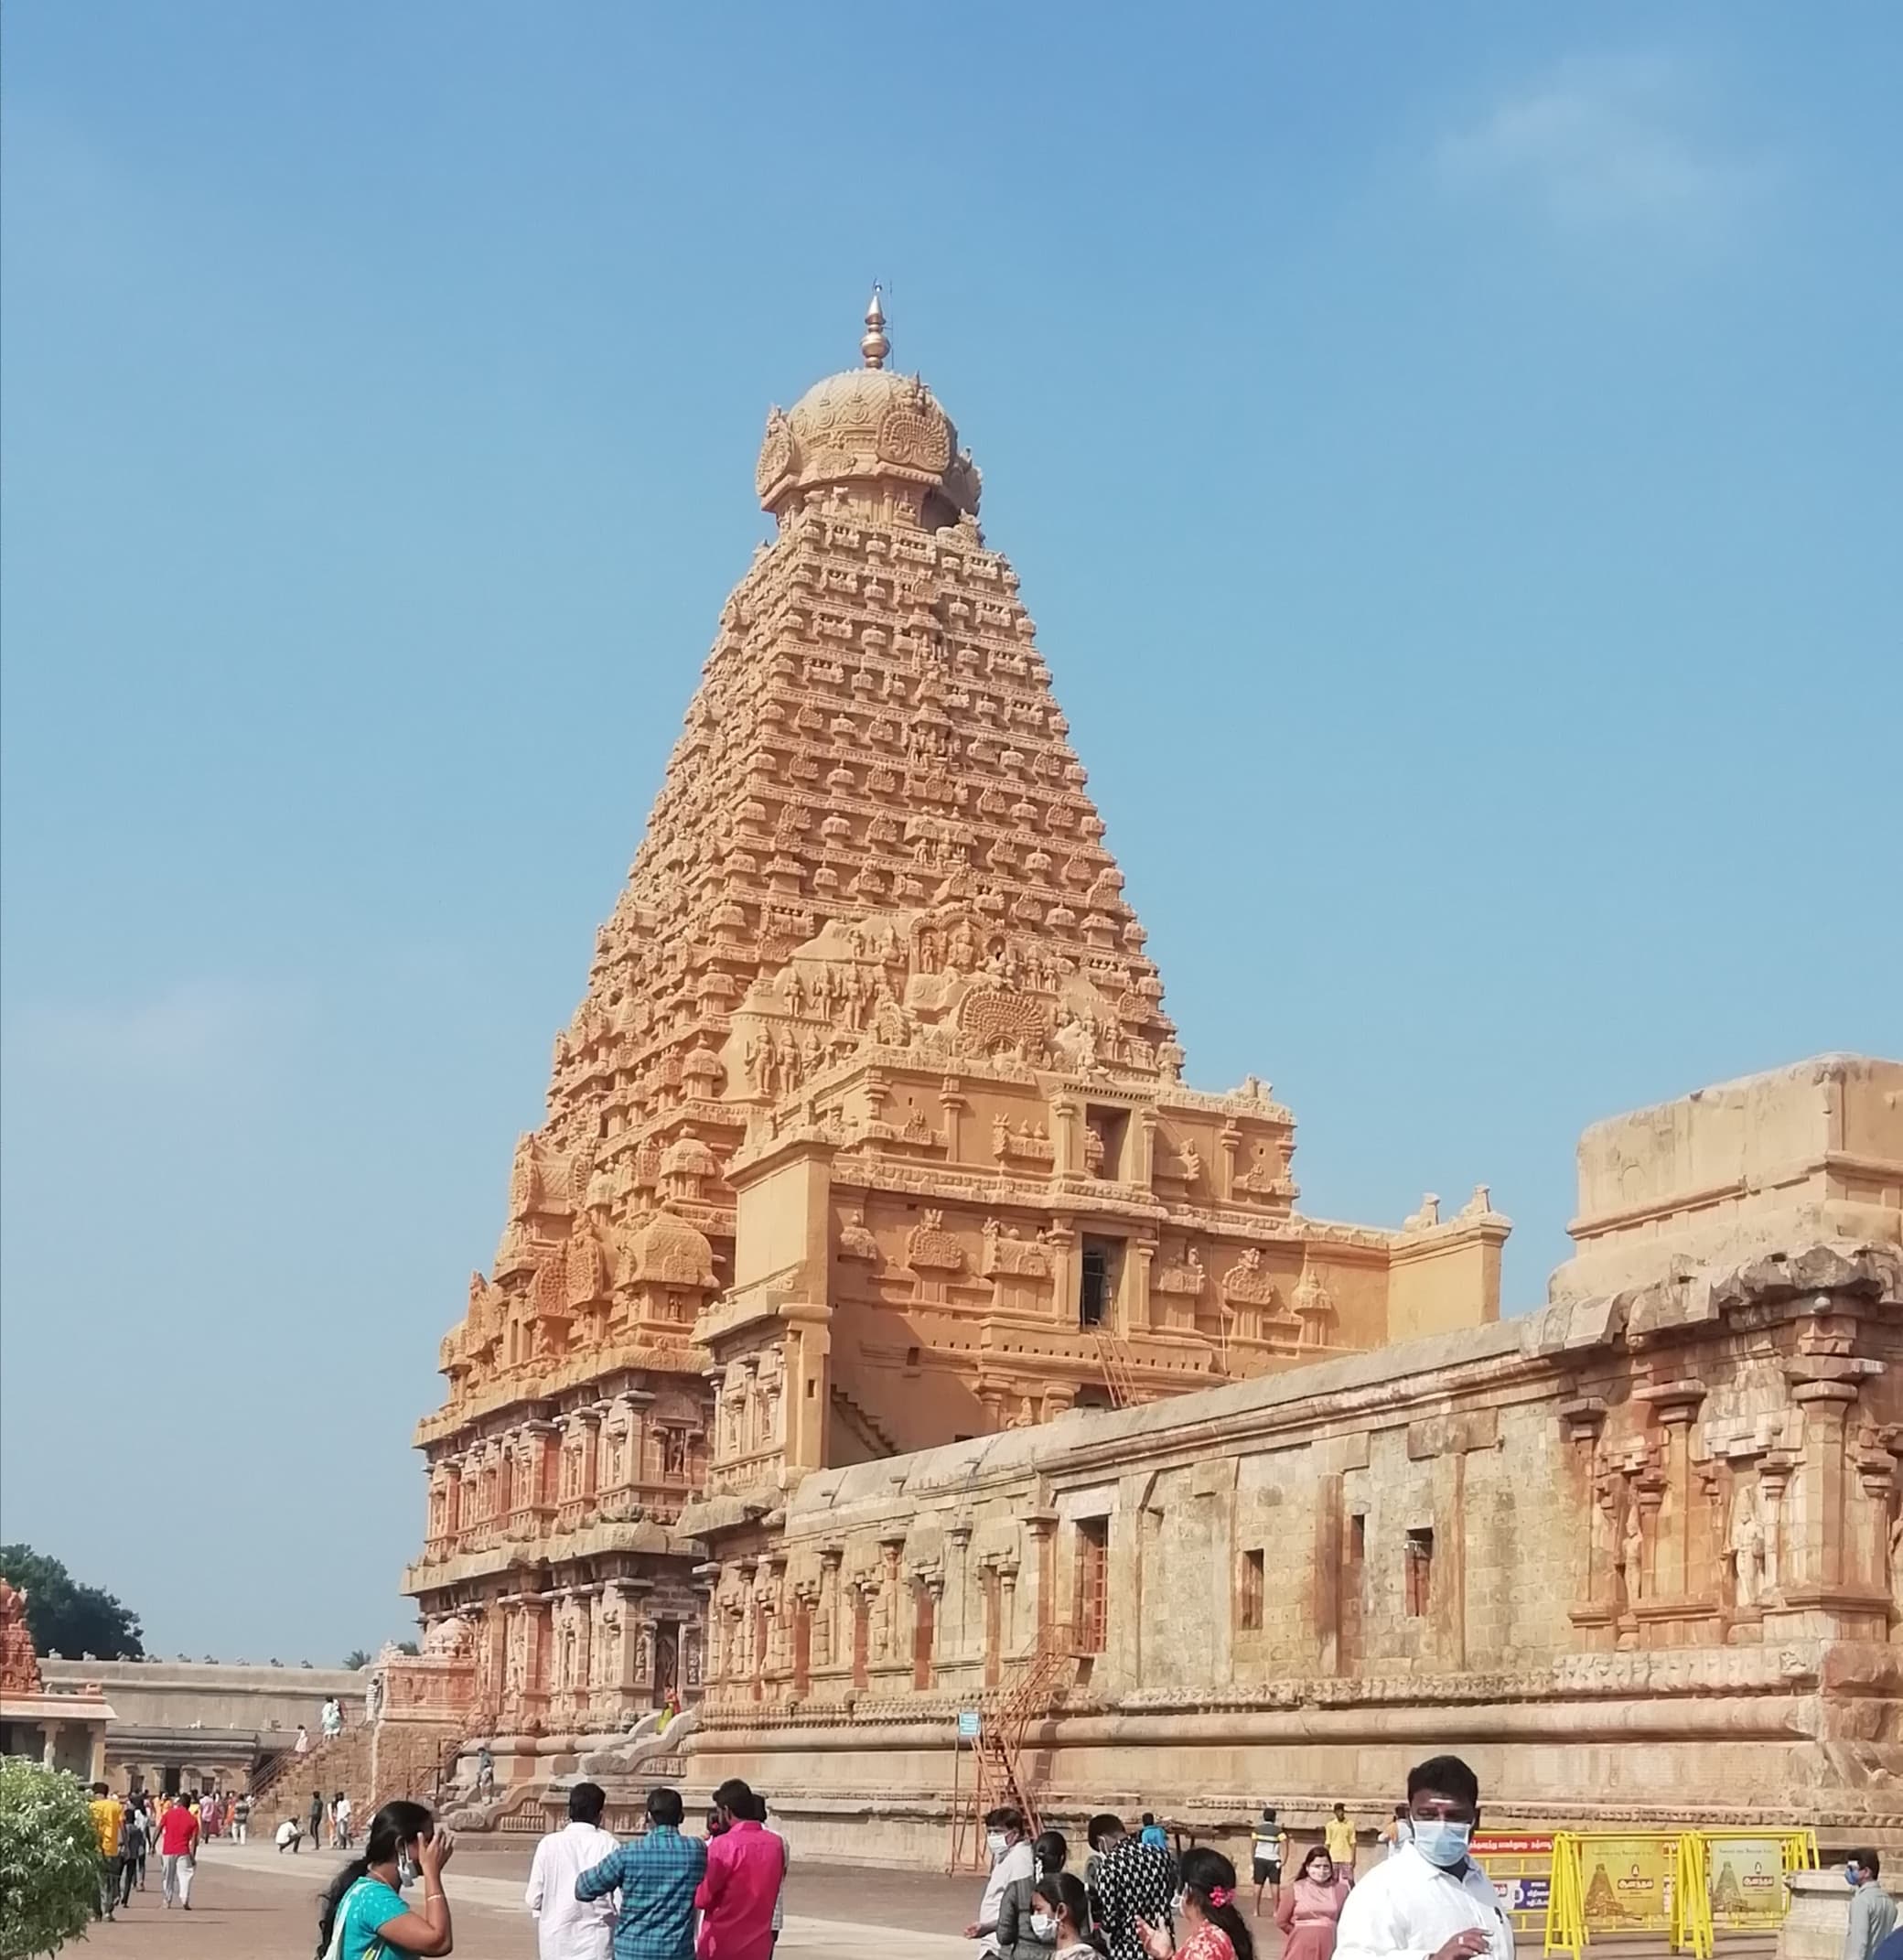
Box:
[38,1657,364,1733]
[688,1236,1903,1863]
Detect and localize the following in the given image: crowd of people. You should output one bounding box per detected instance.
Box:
[972,1753,1511,1960]
[84,1782,253,1920]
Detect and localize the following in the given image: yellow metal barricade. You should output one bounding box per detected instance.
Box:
[1474,1834,1557,1946]
[1703,1830,1818,1930]
[1545,1831,1705,1959]
[1544,1826,1816,1957]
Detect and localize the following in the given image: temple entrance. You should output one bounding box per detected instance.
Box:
[652,1621,679,1707]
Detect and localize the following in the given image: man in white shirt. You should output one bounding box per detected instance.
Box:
[526,1781,620,1960]
[1336,1756,1513,1960]
[966,1804,1035,1956]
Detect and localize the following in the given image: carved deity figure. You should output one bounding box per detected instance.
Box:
[1617,1495,1645,1606]
[1726,1483,1765,1609]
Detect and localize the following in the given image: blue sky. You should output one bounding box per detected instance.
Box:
[3,5,1897,1663]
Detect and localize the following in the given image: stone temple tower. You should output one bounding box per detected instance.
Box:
[404,296,1507,1739]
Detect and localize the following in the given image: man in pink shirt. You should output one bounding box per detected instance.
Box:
[695,1779,785,1960]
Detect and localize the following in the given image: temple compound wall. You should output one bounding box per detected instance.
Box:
[687,1055,1903,1865]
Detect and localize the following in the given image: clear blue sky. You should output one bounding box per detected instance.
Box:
[3,4,1898,1664]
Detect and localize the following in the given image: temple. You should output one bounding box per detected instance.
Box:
[0,1578,113,1782]
[401,295,1505,1752]
[396,298,1903,1857]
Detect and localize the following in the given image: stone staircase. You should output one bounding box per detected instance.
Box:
[830,1383,899,1458]
[248,1726,373,1836]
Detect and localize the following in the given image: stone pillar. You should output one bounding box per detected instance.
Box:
[1024,1514,1057,1641]
[1051,1096,1081,1178]
[1124,1240,1155,1336]
[939,1083,969,1162]
[1047,1221,1078,1329]
[1314,1472,1343,1675]
[1134,1107,1158,1189]
[1217,1123,1240,1202]
[945,1524,973,1665]
[1789,1377,1858,1595]
[1640,1382,1707,1600]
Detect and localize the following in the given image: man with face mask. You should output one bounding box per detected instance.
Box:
[967,1805,1035,1955]
[1334,1757,1512,1960]
[1844,1851,1897,1960]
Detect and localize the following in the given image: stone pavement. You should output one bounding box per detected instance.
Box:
[99,1836,979,1955]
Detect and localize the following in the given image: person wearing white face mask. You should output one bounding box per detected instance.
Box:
[968,1805,1036,1955]
[1333,1757,1511,1960]
[1035,1871,1101,1960]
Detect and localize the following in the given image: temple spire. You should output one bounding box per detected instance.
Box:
[860,285,888,370]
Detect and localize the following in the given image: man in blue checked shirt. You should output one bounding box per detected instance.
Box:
[576,1785,708,1960]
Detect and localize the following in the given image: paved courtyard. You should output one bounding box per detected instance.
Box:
[89,1836,1004,1956]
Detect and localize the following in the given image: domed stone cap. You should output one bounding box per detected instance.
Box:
[629,1211,718,1289]
[659,1136,718,1179]
[756,288,982,520]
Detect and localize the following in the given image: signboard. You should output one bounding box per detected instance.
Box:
[1707,1837,1789,1929]
[1579,1836,1677,1933]
[957,1709,982,1740]
[1473,1834,1554,1929]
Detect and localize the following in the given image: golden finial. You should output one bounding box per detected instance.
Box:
[860,285,889,370]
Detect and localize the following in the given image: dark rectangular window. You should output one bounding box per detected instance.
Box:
[1239,1547,1265,1631]
[1404,1527,1434,1617]
[1349,1513,1367,1561]
[912,1584,936,1690]
[1076,1518,1110,1653]
[1080,1238,1119,1329]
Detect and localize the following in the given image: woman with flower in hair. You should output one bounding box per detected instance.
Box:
[1138,1846,1255,1960]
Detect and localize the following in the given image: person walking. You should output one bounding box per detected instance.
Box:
[314,1798,456,1959]
[335,1791,355,1850]
[1845,1852,1898,1960]
[322,1696,344,1739]
[1276,1847,1353,1960]
[295,1722,312,1755]
[88,1782,124,1923]
[233,1790,253,1844]
[1087,1814,1177,1960]
[1252,1811,1287,1920]
[1325,1807,1357,1881]
[1137,1847,1256,1960]
[694,1778,783,1960]
[575,1783,707,1960]
[1034,1872,1100,1960]
[310,1787,328,1850]
[526,1780,620,1960]
[969,1804,1037,1956]
[1334,1755,1512,1960]
[117,1797,144,1910]
[157,1783,200,1910]
[999,1829,1071,1959]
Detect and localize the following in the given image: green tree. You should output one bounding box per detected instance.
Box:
[0,1759,100,1958]
[0,1546,144,1661]
[341,1649,372,1670]
[393,1641,419,1656]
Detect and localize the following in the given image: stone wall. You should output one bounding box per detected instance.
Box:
[688,1234,1903,1864]
[38,1657,365,1734]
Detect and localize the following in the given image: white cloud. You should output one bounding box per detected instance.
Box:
[3,979,306,1082]
[1436,55,1771,244]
